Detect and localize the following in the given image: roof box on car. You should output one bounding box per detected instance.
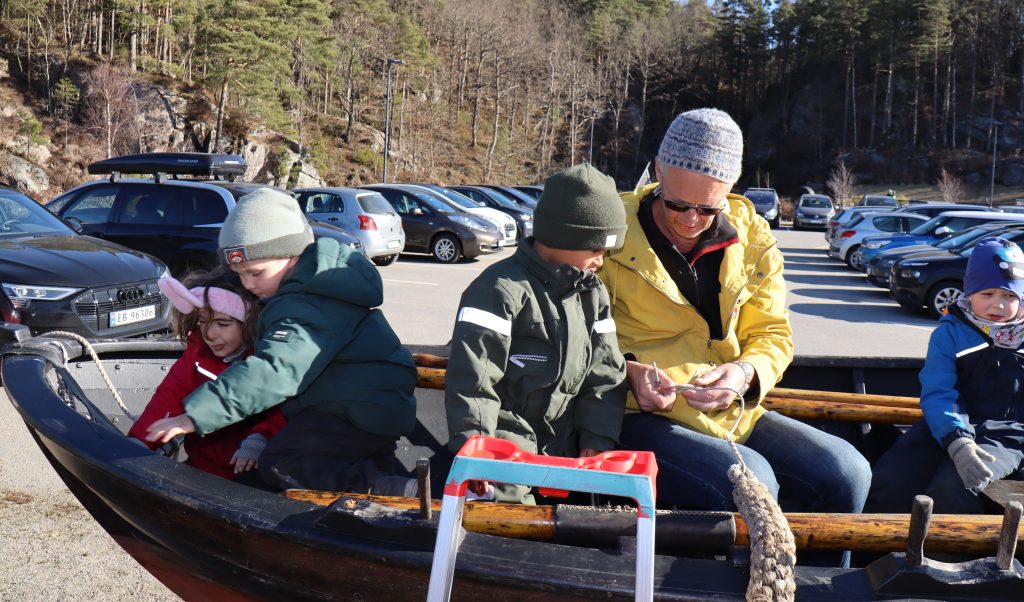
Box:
[88,153,247,178]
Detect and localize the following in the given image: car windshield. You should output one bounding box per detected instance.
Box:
[745,191,775,204]
[428,187,481,209]
[0,193,76,237]
[484,187,528,209]
[800,196,831,208]
[937,226,997,250]
[494,187,537,208]
[356,192,395,215]
[862,196,898,206]
[908,215,946,235]
[409,190,457,214]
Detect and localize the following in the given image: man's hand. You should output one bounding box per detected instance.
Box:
[146,414,196,444]
[947,437,995,492]
[625,361,676,412]
[682,363,747,412]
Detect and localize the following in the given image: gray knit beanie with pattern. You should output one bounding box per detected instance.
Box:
[533,163,627,251]
[218,188,313,265]
[657,108,743,184]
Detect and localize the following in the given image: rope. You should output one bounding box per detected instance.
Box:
[711,385,796,602]
[41,331,137,421]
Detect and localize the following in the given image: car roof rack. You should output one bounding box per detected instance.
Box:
[87,152,247,180]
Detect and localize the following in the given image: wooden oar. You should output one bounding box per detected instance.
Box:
[286,490,1019,554]
[766,388,919,409]
[412,367,923,423]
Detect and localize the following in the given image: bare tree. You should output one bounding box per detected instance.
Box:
[937,168,965,203]
[826,161,857,207]
[82,63,139,158]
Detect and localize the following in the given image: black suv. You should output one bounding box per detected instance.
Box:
[46,153,363,276]
[742,188,781,229]
[0,186,170,338]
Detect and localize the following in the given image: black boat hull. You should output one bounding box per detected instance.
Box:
[5,337,1017,601]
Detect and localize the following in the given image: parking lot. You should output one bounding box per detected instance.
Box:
[381,229,937,358]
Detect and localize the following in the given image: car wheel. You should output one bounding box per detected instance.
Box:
[372,254,399,266]
[845,245,863,270]
[431,234,462,264]
[926,280,962,318]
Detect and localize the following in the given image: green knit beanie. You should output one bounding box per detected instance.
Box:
[533,164,627,251]
[218,188,313,265]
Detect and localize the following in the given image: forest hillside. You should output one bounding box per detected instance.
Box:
[2,0,1024,204]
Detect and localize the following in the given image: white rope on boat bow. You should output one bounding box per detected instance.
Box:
[43,331,137,421]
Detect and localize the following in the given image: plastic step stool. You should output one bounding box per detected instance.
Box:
[426,435,658,602]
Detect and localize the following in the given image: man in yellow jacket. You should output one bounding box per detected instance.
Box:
[599,108,870,566]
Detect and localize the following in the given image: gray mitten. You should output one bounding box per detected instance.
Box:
[947,437,995,491]
[235,433,268,465]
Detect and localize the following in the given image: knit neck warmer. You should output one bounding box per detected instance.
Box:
[955,296,1024,349]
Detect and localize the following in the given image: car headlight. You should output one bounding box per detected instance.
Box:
[450,215,490,233]
[900,269,921,279]
[521,214,533,222]
[2,283,82,307]
[765,205,778,218]
[159,265,171,279]
[863,240,891,250]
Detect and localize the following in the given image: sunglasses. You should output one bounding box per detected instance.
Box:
[655,187,724,217]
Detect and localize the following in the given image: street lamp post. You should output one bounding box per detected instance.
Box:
[382,58,405,183]
[990,120,1001,207]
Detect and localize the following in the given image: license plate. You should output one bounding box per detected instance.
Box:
[386,240,400,249]
[109,304,156,327]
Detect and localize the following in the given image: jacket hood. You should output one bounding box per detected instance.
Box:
[278,238,383,307]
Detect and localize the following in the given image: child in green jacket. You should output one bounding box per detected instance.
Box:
[445,164,629,503]
[147,188,418,496]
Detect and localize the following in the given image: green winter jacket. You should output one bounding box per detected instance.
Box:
[446,239,628,468]
[184,238,418,438]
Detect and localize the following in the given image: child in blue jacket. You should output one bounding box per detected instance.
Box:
[867,237,1024,514]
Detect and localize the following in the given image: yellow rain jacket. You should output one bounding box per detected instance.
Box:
[598,184,793,443]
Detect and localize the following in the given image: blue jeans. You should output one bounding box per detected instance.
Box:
[619,411,872,566]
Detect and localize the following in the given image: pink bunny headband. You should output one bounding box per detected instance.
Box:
[157,277,248,322]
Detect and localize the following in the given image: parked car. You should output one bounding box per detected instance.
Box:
[401,184,517,247]
[447,185,534,239]
[480,185,538,209]
[512,185,544,201]
[0,186,170,338]
[792,194,835,230]
[894,202,991,218]
[361,184,502,263]
[826,206,883,243]
[828,212,930,269]
[741,187,780,228]
[292,187,404,266]
[857,194,900,208]
[47,153,364,276]
[855,211,1024,271]
[865,222,1024,288]
[891,226,1024,317]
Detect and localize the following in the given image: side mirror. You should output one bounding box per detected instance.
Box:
[934,226,953,237]
[64,216,84,233]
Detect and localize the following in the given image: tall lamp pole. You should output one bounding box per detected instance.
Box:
[990,120,1001,207]
[382,58,405,183]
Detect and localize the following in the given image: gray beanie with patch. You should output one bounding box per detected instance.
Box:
[533,163,627,251]
[218,188,313,265]
[657,108,743,184]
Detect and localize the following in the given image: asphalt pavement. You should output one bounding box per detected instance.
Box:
[0,228,938,599]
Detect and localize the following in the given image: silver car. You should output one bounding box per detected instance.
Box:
[292,187,405,266]
[793,194,835,230]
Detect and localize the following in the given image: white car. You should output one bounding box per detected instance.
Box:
[400,184,518,247]
[827,212,930,270]
[825,206,884,244]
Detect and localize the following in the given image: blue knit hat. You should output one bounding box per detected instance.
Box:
[657,108,743,184]
[964,237,1024,299]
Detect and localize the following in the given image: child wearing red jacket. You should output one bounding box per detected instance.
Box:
[129,268,285,480]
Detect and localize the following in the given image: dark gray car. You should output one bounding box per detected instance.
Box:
[292,187,405,266]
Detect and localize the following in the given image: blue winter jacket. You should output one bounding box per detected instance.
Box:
[919,304,1024,448]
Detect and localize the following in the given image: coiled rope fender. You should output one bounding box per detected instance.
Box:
[42,331,137,421]
[708,385,797,602]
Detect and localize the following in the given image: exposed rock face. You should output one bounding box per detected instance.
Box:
[0,151,50,197]
[132,83,188,152]
[3,135,51,166]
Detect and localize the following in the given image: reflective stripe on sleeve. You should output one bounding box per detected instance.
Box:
[457,306,512,336]
[593,318,617,334]
[955,342,989,358]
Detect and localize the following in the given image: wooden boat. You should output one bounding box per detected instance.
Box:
[3,325,1023,601]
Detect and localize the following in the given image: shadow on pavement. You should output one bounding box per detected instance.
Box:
[784,272,871,286]
[789,301,935,326]
[791,286,895,303]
